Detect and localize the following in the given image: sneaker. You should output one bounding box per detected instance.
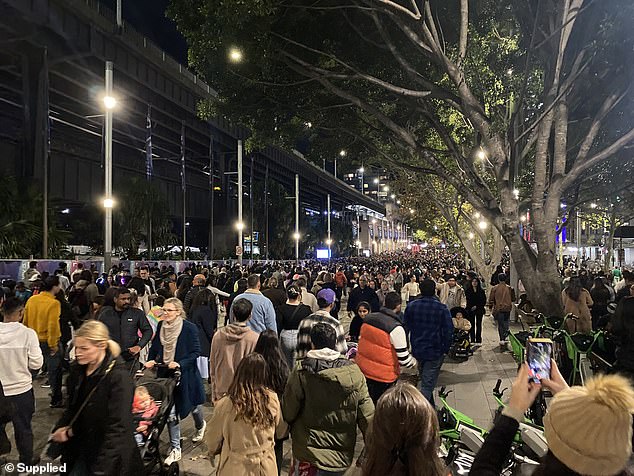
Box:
[41,380,51,388]
[191,421,206,443]
[164,448,181,466]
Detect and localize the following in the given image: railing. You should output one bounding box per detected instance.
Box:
[79,0,215,96]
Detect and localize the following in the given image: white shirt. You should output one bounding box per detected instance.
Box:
[0,322,43,396]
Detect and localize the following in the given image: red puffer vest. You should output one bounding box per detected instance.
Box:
[356,311,401,383]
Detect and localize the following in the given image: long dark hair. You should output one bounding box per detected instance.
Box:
[363,383,447,476]
[254,330,289,396]
[564,277,583,301]
[227,353,275,429]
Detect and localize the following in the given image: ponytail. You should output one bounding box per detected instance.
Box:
[107,339,121,358]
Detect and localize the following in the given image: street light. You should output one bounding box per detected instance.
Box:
[293,232,300,241]
[339,150,347,157]
[478,221,488,230]
[474,212,481,219]
[103,198,114,209]
[590,202,598,209]
[476,148,487,160]
[103,96,117,109]
[235,221,245,231]
[228,47,243,63]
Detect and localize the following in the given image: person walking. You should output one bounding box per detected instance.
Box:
[23,275,63,408]
[97,287,153,370]
[254,331,290,475]
[404,279,453,406]
[436,275,467,310]
[401,275,420,303]
[356,292,417,404]
[145,298,206,466]
[0,298,43,466]
[362,383,448,476]
[561,276,593,334]
[590,276,611,330]
[347,301,371,343]
[210,298,260,402]
[283,323,375,475]
[50,320,143,475]
[183,274,207,315]
[229,274,277,333]
[276,285,312,369]
[296,289,347,359]
[347,275,380,313]
[465,277,486,345]
[612,296,634,380]
[262,277,287,311]
[488,273,516,347]
[205,353,283,476]
[189,288,218,381]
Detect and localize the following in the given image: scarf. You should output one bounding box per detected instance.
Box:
[160,317,183,364]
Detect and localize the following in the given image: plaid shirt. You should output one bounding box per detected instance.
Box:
[296,310,348,359]
[403,296,453,361]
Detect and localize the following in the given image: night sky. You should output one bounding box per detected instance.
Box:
[98,0,188,64]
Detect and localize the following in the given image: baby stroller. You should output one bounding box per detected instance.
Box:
[449,329,472,360]
[135,364,181,476]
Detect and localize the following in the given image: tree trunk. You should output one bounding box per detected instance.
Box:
[605,210,617,273]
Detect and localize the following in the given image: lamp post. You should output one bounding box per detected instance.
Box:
[358,166,364,194]
[103,61,115,273]
[374,178,380,202]
[295,174,300,264]
[327,193,331,259]
[237,140,243,265]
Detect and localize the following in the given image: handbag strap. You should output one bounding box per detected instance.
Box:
[68,359,116,427]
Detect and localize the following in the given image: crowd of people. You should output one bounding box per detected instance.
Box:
[0,250,633,475]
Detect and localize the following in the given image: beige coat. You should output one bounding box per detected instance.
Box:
[205,390,282,476]
[561,288,593,334]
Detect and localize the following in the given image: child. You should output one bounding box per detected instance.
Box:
[451,307,472,332]
[132,385,159,446]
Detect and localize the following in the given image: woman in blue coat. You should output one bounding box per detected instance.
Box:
[146,297,206,466]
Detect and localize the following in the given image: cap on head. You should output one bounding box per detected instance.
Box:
[317,288,336,305]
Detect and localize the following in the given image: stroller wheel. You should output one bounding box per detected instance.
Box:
[160,462,179,476]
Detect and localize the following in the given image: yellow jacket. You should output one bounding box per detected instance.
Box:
[23,291,61,348]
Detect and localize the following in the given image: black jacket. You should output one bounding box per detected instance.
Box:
[190,304,217,357]
[470,415,518,475]
[184,285,206,314]
[465,286,487,314]
[55,354,143,475]
[97,306,152,361]
[347,286,380,313]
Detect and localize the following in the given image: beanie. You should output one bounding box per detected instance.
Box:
[544,374,634,475]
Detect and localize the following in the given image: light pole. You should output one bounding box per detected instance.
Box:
[295,174,300,264]
[103,61,115,273]
[237,139,243,265]
[327,194,331,259]
[358,166,364,194]
[374,177,380,202]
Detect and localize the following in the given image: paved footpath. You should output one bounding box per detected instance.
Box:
[1,303,520,475]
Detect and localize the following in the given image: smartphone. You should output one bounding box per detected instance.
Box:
[526,338,552,383]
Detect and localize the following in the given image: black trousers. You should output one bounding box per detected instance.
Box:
[0,389,35,464]
[468,310,483,343]
[365,378,396,405]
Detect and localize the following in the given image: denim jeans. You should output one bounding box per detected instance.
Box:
[496,311,511,342]
[1,389,35,464]
[167,404,205,450]
[40,341,63,404]
[418,355,445,407]
[280,330,299,369]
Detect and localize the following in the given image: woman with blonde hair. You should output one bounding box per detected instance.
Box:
[363,382,448,476]
[50,320,143,475]
[205,353,283,475]
[145,297,206,466]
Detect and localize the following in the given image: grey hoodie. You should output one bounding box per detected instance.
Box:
[210,323,260,400]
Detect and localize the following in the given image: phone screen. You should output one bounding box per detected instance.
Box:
[526,340,552,383]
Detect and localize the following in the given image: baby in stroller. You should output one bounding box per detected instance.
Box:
[450,307,473,360]
[132,385,159,446]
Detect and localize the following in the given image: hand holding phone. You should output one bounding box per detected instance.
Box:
[526,338,553,383]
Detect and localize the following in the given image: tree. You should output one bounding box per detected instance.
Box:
[169,0,634,313]
[0,175,70,258]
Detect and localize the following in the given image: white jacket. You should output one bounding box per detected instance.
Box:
[0,322,43,396]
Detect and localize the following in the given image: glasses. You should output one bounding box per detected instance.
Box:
[162,308,179,313]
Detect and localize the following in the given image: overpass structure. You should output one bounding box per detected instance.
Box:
[0,0,400,258]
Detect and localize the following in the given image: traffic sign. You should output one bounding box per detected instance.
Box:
[235,245,243,256]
